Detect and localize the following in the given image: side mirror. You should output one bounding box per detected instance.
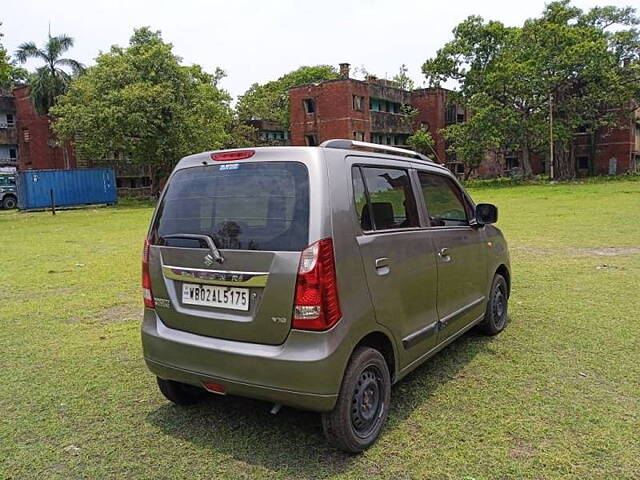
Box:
[475,203,498,225]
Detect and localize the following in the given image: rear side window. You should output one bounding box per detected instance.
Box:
[352,166,419,231]
[152,162,309,251]
[418,172,469,226]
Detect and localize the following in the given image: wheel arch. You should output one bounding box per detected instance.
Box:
[353,330,397,383]
[495,264,511,297]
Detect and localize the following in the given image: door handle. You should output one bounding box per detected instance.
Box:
[375,257,389,268]
[374,257,390,276]
[438,247,452,262]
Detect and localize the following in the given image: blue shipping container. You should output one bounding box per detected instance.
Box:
[17,169,117,210]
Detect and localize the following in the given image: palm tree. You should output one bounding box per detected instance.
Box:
[15,32,83,114]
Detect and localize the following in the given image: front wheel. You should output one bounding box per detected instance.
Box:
[479,273,509,335]
[321,347,391,453]
[2,196,17,209]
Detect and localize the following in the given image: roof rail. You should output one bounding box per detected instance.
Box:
[319,139,433,162]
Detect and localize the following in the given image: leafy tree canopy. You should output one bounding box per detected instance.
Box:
[52,27,235,193]
[0,24,28,91]
[391,64,415,91]
[236,65,338,127]
[422,0,640,179]
[406,129,436,158]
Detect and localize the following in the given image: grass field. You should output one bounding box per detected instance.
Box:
[1,180,639,479]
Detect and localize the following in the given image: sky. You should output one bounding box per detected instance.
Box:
[1,0,635,100]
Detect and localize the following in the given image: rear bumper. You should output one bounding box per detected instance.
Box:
[141,308,350,411]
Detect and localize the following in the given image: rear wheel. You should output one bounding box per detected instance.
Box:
[479,273,508,335]
[2,195,16,209]
[156,377,206,406]
[322,347,391,453]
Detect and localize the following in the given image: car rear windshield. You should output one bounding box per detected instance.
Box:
[151,161,309,251]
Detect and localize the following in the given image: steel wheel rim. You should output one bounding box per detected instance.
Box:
[351,365,385,438]
[492,284,507,329]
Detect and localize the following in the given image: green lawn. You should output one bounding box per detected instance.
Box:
[1,180,639,479]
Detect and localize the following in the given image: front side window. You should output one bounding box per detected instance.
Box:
[418,172,469,227]
[352,166,419,231]
[152,162,309,251]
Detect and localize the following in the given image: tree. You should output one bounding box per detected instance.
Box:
[0,24,27,91]
[392,64,415,91]
[236,65,338,128]
[422,1,640,179]
[406,129,437,159]
[441,98,506,178]
[15,31,83,114]
[52,27,235,195]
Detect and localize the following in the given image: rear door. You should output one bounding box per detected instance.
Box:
[147,161,310,345]
[416,171,488,341]
[351,159,440,365]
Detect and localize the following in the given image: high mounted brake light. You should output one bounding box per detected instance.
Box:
[211,150,255,161]
[292,239,342,331]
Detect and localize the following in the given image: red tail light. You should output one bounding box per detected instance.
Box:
[292,239,342,331]
[142,237,155,308]
[211,150,255,161]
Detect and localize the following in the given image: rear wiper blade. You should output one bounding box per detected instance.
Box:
[161,233,224,264]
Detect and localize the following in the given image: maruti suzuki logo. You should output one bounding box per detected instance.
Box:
[203,253,214,267]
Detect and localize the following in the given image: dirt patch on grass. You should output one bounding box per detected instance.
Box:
[514,245,640,257]
[509,437,537,460]
[570,247,640,256]
[69,303,141,324]
[98,304,141,323]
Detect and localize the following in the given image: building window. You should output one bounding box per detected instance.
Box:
[369,98,402,114]
[445,104,465,125]
[23,129,30,143]
[353,132,365,141]
[577,156,589,170]
[9,148,17,159]
[6,114,14,126]
[303,98,316,114]
[353,95,364,111]
[305,134,318,146]
[506,156,520,170]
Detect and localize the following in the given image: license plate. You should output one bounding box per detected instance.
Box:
[181,283,249,311]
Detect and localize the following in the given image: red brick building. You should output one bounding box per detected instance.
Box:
[572,110,640,175]
[289,63,639,178]
[289,63,466,172]
[13,85,76,171]
[476,109,640,178]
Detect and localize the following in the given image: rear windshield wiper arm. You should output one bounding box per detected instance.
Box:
[161,233,224,264]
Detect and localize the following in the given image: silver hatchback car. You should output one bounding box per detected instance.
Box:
[141,140,511,452]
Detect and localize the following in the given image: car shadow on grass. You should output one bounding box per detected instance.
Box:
[145,327,499,478]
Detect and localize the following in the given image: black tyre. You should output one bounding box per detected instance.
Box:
[2,196,17,209]
[156,377,206,406]
[479,273,509,335]
[321,347,391,453]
